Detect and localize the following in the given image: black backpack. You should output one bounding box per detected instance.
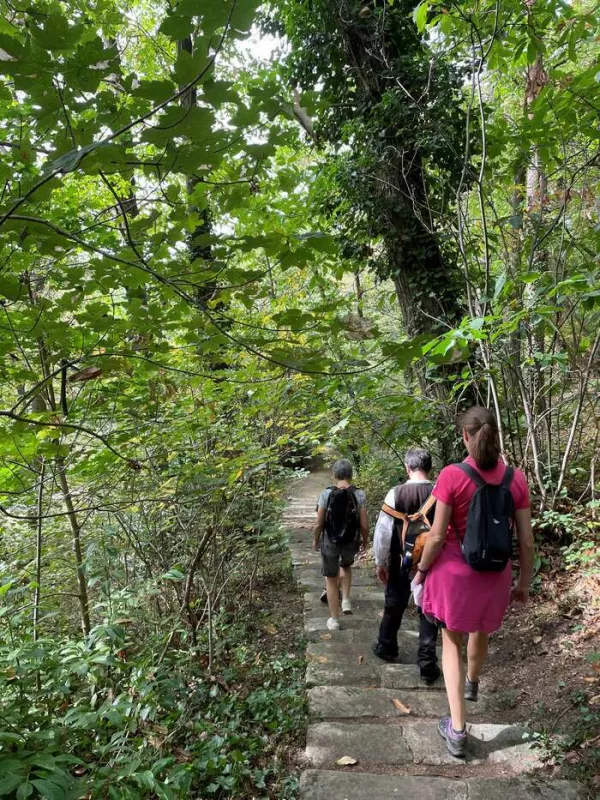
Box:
[455,463,515,572]
[324,486,360,545]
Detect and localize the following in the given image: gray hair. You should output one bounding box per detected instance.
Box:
[404,447,432,473]
[332,458,353,480]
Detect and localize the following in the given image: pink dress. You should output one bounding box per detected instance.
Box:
[422,456,530,634]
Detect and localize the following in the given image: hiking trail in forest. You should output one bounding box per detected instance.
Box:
[283,470,582,800]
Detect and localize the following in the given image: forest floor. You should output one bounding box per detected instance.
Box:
[485,560,600,791]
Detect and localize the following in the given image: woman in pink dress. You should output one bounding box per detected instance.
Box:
[413,407,535,757]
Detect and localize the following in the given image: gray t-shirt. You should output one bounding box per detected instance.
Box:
[317,486,367,510]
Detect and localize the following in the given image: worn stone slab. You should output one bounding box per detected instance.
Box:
[308,686,454,719]
[382,663,443,689]
[464,778,582,800]
[305,616,385,633]
[298,574,378,589]
[306,625,419,644]
[306,661,381,688]
[307,629,357,645]
[305,615,419,634]
[304,589,385,604]
[403,722,541,768]
[305,720,536,769]
[300,772,582,800]
[300,771,459,800]
[306,722,412,766]
[307,635,419,664]
[304,598,385,617]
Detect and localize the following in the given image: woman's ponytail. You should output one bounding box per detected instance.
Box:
[458,407,500,470]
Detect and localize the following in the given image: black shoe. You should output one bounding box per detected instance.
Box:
[372,643,397,663]
[420,665,441,685]
[465,677,479,702]
[319,588,342,604]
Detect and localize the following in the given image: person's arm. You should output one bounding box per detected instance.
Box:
[512,507,535,602]
[412,500,453,585]
[313,507,325,551]
[359,506,369,550]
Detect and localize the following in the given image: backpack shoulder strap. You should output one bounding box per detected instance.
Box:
[455,462,486,488]
[347,485,360,512]
[323,486,336,511]
[501,466,514,489]
[410,492,436,520]
[381,503,407,521]
[382,484,407,521]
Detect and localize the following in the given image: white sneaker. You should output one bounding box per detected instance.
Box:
[341,598,352,615]
[326,617,340,631]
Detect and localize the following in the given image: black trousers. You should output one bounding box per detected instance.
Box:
[376,566,438,673]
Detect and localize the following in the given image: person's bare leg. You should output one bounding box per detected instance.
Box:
[339,566,352,601]
[326,576,340,618]
[467,631,489,682]
[442,628,466,731]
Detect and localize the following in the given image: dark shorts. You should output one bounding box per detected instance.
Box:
[320,535,360,578]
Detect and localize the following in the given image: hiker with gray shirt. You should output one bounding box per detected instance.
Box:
[312,459,369,630]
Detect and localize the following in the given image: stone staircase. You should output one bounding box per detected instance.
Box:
[284,471,581,800]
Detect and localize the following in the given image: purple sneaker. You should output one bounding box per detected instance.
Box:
[438,715,467,758]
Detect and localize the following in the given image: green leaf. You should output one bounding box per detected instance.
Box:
[30,780,66,800]
[0,275,23,302]
[132,79,176,103]
[0,775,26,796]
[493,272,507,301]
[159,13,195,40]
[413,1,430,32]
[30,15,84,51]
[16,784,33,800]
[172,46,210,86]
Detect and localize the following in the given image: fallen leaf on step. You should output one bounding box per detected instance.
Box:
[584,677,598,683]
[533,636,542,644]
[336,756,358,766]
[357,655,364,665]
[589,694,600,706]
[317,656,329,663]
[263,624,277,635]
[392,698,411,714]
[320,634,332,640]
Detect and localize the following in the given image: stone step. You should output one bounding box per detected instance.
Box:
[304,590,385,604]
[300,773,582,800]
[307,633,420,662]
[304,598,385,615]
[305,615,419,634]
[306,662,445,689]
[306,721,540,770]
[298,573,379,589]
[383,663,443,689]
[308,686,470,720]
[306,625,419,644]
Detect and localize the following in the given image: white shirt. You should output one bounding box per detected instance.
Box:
[373,480,433,566]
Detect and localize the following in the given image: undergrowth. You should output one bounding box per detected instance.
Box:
[0,566,307,799]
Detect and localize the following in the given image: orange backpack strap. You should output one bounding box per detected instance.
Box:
[381,503,407,521]
[381,503,410,543]
[408,493,436,523]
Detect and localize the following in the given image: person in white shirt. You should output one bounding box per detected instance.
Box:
[372,448,440,684]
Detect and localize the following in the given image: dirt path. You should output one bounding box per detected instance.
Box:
[283,471,582,799]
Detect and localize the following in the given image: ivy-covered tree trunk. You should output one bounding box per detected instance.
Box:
[276,0,468,340]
